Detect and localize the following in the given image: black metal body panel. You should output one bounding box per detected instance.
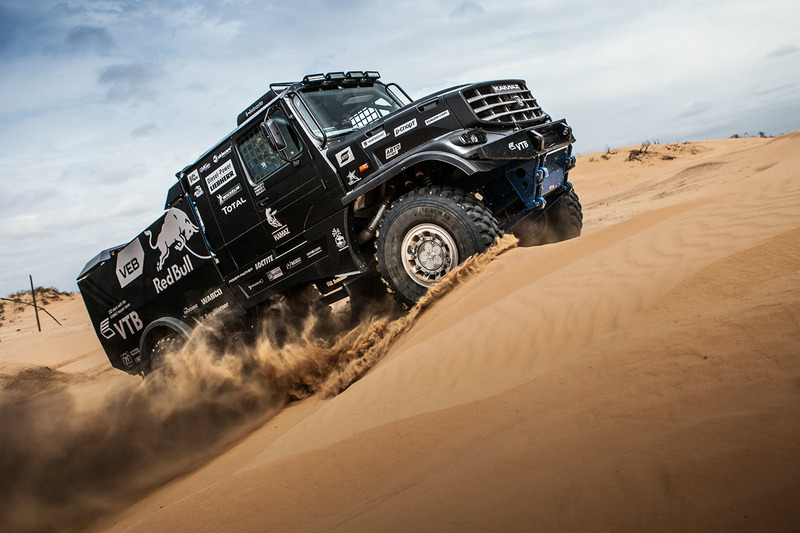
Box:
[77,196,245,374]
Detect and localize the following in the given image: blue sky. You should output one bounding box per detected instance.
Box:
[0,0,798,295]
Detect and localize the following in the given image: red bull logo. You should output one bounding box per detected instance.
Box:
[144,208,210,271]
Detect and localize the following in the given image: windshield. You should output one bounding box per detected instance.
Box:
[293,84,402,139]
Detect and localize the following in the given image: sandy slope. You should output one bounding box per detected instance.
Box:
[2,133,799,532]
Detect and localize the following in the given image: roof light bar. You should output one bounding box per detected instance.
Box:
[302,73,326,83]
[326,71,346,81]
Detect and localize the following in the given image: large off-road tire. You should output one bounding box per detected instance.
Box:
[375,186,501,307]
[513,188,583,246]
[145,331,185,376]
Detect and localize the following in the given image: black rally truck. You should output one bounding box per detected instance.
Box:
[78,70,582,375]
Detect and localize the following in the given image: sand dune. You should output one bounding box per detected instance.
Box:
[1,133,798,532]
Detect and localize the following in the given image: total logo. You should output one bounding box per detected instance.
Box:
[100,311,143,340]
[222,197,246,215]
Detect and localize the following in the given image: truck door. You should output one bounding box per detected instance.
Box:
[229,104,330,296]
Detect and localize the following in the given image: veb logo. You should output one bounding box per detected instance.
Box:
[116,239,144,288]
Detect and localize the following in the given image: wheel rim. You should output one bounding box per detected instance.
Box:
[401,223,459,287]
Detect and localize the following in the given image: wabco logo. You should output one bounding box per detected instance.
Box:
[509,140,529,151]
[201,288,223,305]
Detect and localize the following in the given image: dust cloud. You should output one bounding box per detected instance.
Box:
[0,235,516,532]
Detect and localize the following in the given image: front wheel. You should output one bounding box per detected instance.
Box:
[375,186,501,307]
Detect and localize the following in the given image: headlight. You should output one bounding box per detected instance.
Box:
[457,128,487,145]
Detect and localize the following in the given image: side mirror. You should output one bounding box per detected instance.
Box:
[260,119,287,152]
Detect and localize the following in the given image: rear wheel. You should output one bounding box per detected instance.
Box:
[513,188,583,246]
[375,186,501,307]
[145,330,185,376]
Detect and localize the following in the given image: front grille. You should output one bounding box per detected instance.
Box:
[464,82,547,124]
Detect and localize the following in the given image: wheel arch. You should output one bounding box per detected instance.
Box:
[139,317,193,366]
[342,151,495,205]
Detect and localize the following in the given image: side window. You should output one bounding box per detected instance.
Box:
[237,108,302,183]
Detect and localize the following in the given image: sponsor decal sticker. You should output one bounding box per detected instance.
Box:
[100,318,115,339]
[212,146,232,164]
[508,140,529,151]
[286,257,301,269]
[361,130,387,148]
[254,183,265,196]
[255,254,275,270]
[228,267,253,284]
[102,311,143,340]
[332,227,347,250]
[183,303,199,318]
[306,246,323,259]
[425,110,450,126]
[202,302,230,321]
[116,239,144,288]
[385,143,401,160]
[107,300,130,320]
[273,227,290,241]
[248,279,264,291]
[265,208,282,228]
[335,146,354,168]
[267,266,283,282]
[205,159,236,194]
[245,100,264,119]
[187,169,200,185]
[201,288,223,306]
[193,185,204,198]
[144,207,210,271]
[121,348,140,368]
[222,197,247,215]
[217,183,241,205]
[346,170,360,186]
[394,118,417,138]
[492,83,521,93]
[199,162,212,174]
[153,255,194,294]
